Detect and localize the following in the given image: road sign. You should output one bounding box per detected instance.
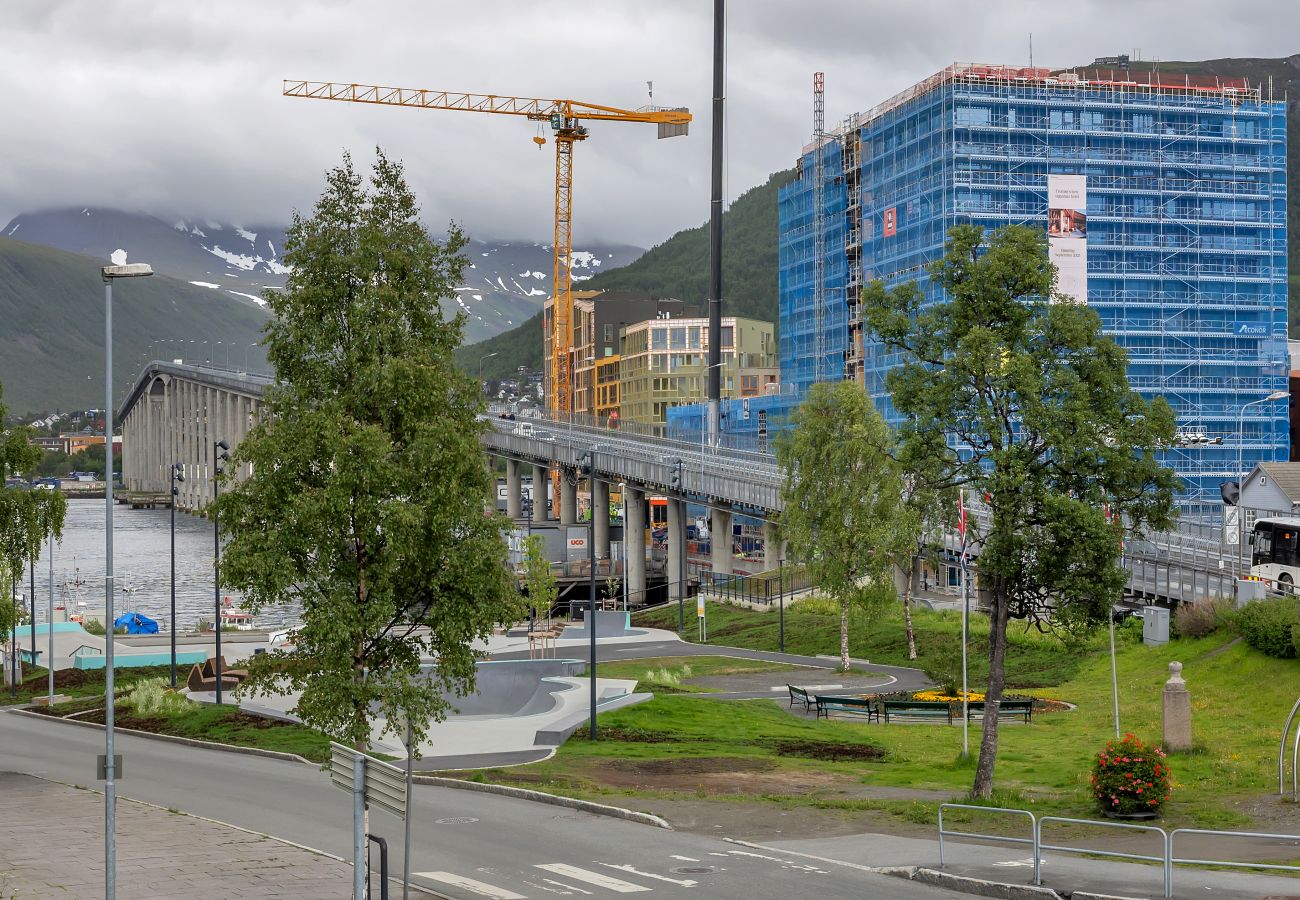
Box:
[1224,505,1240,545]
[742,397,750,421]
[757,409,768,453]
[330,742,408,820]
[97,754,123,780]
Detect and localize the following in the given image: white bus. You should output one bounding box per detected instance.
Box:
[1250,516,1300,592]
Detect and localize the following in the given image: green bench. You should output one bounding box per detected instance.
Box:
[816,695,879,722]
[967,699,1033,723]
[882,699,953,724]
[787,684,815,711]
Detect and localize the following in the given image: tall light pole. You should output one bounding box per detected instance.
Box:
[213,439,230,703]
[704,0,726,447]
[479,351,499,392]
[578,452,598,741]
[170,462,185,688]
[1236,390,1289,576]
[101,261,153,900]
[618,482,628,610]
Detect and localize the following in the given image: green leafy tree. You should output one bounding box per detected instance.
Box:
[895,481,952,661]
[523,534,558,631]
[862,224,1177,797]
[1,383,67,683]
[214,150,524,752]
[776,381,915,671]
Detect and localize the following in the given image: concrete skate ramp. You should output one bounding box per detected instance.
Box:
[563,609,644,640]
[430,658,586,717]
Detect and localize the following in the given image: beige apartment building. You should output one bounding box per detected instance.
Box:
[618,316,778,424]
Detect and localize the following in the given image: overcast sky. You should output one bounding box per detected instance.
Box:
[4,1,1299,248]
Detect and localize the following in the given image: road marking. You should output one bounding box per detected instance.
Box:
[724,849,827,874]
[534,864,651,892]
[539,877,593,895]
[598,863,697,886]
[768,684,843,691]
[669,855,699,862]
[414,871,527,899]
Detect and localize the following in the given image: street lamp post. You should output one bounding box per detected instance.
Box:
[213,439,230,704]
[618,482,628,611]
[101,261,153,900]
[778,555,785,654]
[578,452,598,741]
[1236,390,1289,577]
[170,463,185,688]
[479,352,499,392]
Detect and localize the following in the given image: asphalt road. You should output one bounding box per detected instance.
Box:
[0,710,965,900]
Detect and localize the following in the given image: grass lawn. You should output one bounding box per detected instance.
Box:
[637,600,1106,688]
[468,608,1300,833]
[596,655,802,693]
[1,664,176,706]
[27,676,333,763]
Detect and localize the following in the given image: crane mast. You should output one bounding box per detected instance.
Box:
[283,80,690,419]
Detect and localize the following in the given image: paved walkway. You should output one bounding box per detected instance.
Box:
[0,772,431,899]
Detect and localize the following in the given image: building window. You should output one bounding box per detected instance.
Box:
[955,105,991,127]
[604,324,614,341]
[722,326,734,348]
[652,328,668,350]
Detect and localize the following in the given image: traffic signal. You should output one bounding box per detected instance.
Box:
[670,459,682,489]
[1220,480,1240,506]
[578,452,592,477]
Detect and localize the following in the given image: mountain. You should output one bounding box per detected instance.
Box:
[2,208,644,344]
[0,236,271,415]
[458,169,796,381]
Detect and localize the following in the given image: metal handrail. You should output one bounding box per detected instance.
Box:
[937,803,1039,885]
[1170,827,1300,886]
[1280,696,1300,798]
[1036,816,1171,898]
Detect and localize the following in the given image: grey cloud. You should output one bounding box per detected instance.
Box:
[2,1,1299,247]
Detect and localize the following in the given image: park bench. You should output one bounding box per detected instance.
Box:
[882,699,953,724]
[185,656,248,693]
[815,694,879,722]
[966,699,1033,723]
[787,684,815,711]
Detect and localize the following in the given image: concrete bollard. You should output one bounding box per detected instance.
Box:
[1162,661,1193,751]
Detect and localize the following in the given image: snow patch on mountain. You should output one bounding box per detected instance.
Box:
[235,227,257,243]
[227,290,266,308]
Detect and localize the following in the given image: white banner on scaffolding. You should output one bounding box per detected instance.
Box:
[1047,174,1088,304]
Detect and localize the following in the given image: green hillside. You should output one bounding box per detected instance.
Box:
[0,237,270,415]
[457,169,795,381]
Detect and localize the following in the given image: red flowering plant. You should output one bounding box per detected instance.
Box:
[1090,733,1172,816]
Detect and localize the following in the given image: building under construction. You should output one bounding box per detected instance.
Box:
[697,63,1290,505]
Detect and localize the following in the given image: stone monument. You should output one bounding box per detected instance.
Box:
[1162,661,1192,751]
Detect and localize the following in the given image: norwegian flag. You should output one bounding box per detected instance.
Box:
[958,489,969,573]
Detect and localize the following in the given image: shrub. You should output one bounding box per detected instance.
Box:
[82,618,105,636]
[1293,624,1300,658]
[1173,597,1236,639]
[1090,733,1172,816]
[122,677,191,717]
[1237,598,1300,658]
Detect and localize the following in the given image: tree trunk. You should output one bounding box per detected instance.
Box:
[902,590,917,661]
[839,603,850,672]
[971,582,1010,798]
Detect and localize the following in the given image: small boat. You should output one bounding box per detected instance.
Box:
[219,595,259,631]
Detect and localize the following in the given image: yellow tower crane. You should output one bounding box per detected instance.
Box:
[282,80,691,419]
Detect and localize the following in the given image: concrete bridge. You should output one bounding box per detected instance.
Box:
[118,361,1239,607]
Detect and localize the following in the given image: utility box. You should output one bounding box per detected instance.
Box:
[1143,606,1170,647]
[1235,578,1268,607]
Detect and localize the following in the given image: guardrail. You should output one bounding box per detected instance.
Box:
[937,803,1039,884]
[1037,816,1170,899]
[937,807,1300,898]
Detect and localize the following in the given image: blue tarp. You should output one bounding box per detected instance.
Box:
[113,612,159,635]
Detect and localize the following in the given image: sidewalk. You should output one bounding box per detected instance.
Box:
[768,830,1300,900]
[0,772,431,899]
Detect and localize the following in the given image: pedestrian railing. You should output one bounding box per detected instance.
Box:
[937,807,1300,898]
[1037,816,1170,899]
[1170,827,1300,885]
[937,804,1039,884]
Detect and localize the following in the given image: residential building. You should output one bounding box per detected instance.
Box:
[619,315,777,424]
[543,290,690,417]
[594,355,621,423]
[680,63,1288,504]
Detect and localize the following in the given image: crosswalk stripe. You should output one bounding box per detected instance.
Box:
[598,863,697,887]
[534,863,652,893]
[414,871,528,899]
